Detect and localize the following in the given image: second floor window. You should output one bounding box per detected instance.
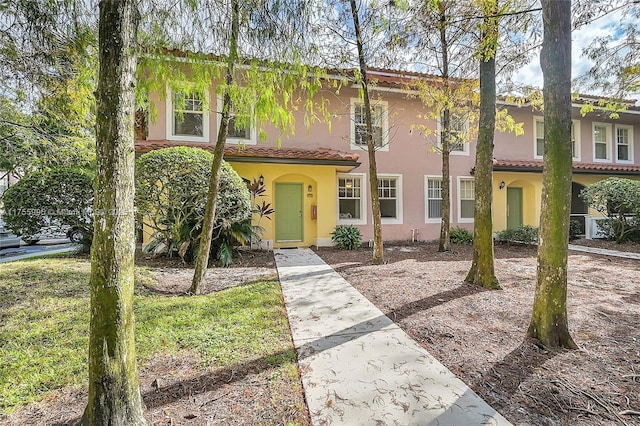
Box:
[218,96,256,144]
[616,125,633,162]
[174,92,204,137]
[351,100,388,150]
[228,115,251,139]
[534,117,580,160]
[439,112,469,154]
[167,88,209,142]
[593,123,611,161]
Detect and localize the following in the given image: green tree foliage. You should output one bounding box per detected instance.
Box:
[2,168,93,243]
[0,2,96,176]
[576,0,639,98]
[135,147,251,264]
[580,177,640,243]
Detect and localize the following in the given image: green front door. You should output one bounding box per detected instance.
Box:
[275,183,303,242]
[507,187,523,229]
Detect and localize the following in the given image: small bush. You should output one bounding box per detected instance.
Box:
[569,219,582,240]
[496,225,538,244]
[450,227,473,244]
[331,225,362,250]
[135,147,251,264]
[580,177,640,243]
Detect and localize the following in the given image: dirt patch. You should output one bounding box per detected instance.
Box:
[572,238,640,254]
[7,351,308,426]
[315,241,640,425]
[137,249,277,295]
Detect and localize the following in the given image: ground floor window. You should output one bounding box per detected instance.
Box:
[459,178,475,222]
[337,173,366,224]
[378,175,402,223]
[426,177,443,222]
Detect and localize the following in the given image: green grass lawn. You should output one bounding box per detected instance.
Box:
[0,256,301,418]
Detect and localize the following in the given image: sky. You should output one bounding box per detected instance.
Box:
[512,6,637,101]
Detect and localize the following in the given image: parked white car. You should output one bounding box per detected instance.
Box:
[0,219,21,249]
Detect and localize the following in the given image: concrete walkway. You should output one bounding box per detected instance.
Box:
[568,244,640,260]
[275,248,511,426]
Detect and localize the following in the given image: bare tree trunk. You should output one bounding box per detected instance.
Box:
[465,0,500,289]
[527,0,577,349]
[191,0,239,294]
[79,1,145,424]
[438,5,451,253]
[350,0,384,264]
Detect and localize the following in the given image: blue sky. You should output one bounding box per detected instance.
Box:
[513,7,637,100]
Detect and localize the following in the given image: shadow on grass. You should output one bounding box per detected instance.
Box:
[0,269,89,312]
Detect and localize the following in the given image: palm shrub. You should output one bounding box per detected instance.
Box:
[496,225,539,244]
[450,227,473,244]
[135,147,251,264]
[331,225,362,250]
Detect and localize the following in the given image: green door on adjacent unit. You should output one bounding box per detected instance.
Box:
[507,187,523,229]
[275,183,303,242]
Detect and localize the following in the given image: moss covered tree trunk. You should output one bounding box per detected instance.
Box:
[79,1,146,424]
[191,0,240,294]
[527,0,577,349]
[437,5,451,253]
[465,0,500,289]
[350,0,384,264]
[439,113,451,253]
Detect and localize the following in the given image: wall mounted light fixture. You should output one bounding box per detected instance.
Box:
[499,181,506,189]
[258,174,264,185]
[307,184,313,193]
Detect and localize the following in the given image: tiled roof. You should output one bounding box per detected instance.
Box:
[494,159,640,174]
[135,140,360,164]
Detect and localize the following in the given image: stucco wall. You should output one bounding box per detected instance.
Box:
[143,75,640,245]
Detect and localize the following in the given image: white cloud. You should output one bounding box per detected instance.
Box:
[512,7,635,98]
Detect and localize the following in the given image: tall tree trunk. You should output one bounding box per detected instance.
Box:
[465,0,500,289]
[191,0,240,294]
[527,0,577,349]
[438,6,451,252]
[350,0,384,264]
[80,1,145,425]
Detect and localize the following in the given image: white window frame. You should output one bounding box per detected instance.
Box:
[337,173,367,225]
[533,116,544,159]
[350,98,389,151]
[425,175,452,223]
[615,124,634,164]
[593,122,612,163]
[216,95,257,145]
[534,117,581,161]
[166,87,210,142]
[572,119,581,161]
[457,177,475,224]
[437,112,470,155]
[377,173,403,225]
